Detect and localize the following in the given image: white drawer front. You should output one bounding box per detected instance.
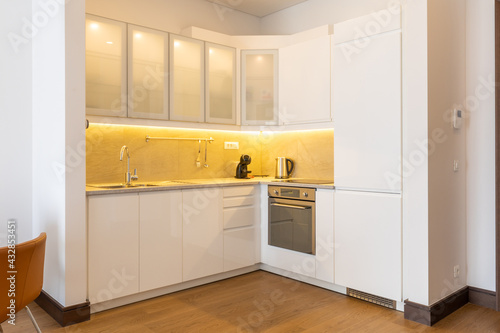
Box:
[223,186,256,198]
[223,197,254,208]
[224,206,255,229]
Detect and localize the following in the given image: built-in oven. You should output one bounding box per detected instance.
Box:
[268,185,315,255]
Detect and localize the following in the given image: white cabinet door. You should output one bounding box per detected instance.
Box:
[128,25,169,120]
[88,194,139,303]
[241,50,279,125]
[170,35,205,122]
[315,189,335,283]
[279,36,331,125]
[205,43,236,125]
[224,227,256,272]
[182,188,224,281]
[139,191,183,292]
[85,15,127,117]
[333,30,402,192]
[334,190,401,301]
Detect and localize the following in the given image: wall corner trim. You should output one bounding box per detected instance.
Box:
[35,290,90,327]
[404,287,469,326]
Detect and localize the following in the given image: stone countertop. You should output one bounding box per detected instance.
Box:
[86,177,335,195]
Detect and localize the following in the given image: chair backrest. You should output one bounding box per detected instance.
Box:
[0,232,47,323]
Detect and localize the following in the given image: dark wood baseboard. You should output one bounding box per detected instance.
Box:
[469,287,497,310]
[35,290,90,327]
[404,287,469,326]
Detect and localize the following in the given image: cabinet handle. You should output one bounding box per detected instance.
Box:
[270,203,311,210]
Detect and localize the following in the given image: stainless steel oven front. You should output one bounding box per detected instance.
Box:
[268,185,315,255]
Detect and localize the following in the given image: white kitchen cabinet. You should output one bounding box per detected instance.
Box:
[139,191,183,292]
[182,188,224,281]
[170,35,205,122]
[334,190,401,301]
[315,189,335,283]
[86,15,127,117]
[241,50,279,125]
[279,36,331,125]
[88,194,139,302]
[205,43,236,124]
[332,19,402,192]
[128,25,169,120]
[223,186,259,271]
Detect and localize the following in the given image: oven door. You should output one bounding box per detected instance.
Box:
[268,197,315,255]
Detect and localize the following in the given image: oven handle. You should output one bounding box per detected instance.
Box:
[270,203,311,210]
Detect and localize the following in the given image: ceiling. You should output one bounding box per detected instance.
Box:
[204,0,310,18]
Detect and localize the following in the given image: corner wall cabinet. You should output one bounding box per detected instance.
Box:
[241,50,279,126]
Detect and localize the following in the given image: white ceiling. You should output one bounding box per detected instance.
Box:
[205,0,310,18]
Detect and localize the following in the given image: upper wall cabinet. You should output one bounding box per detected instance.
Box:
[205,43,236,125]
[241,50,279,126]
[279,36,332,125]
[86,15,127,117]
[169,35,205,123]
[128,25,169,120]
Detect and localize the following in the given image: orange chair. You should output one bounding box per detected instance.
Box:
[0,232,47,333]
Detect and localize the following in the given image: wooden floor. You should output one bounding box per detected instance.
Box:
[2,271,500,332]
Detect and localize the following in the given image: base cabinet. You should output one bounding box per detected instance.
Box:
[182,188,224,281]
[334,190,402,301]
[88,194,140,303]
[139,191,183,292]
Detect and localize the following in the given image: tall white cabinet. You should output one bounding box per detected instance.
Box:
[333,13,403,302]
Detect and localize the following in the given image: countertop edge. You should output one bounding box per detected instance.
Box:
[86,179,335,195]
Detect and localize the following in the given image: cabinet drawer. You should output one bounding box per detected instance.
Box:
[224,206,255,229]
[223,186,256,198]
[223,197,254,208]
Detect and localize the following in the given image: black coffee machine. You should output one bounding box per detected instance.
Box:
[235,155,252,179]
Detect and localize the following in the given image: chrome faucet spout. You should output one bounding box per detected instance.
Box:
[119,145,138,185]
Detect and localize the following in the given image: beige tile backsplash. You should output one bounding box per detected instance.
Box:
[86,124,333,184]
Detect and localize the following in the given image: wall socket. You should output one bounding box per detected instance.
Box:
[224,142,239,150]
[453,265,460,278]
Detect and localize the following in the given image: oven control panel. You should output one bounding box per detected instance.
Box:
[268,185,316,201]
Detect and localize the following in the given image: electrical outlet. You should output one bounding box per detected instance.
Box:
[453,265,460,278]
[453,160,459,172]
[224,142,239,150]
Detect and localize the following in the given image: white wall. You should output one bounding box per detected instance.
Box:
[260,0,390,35]
[427,0,467,305]
[0,0,33,245]
[32,0,87,306]
[85,0,261,36]
[465,0,496,292]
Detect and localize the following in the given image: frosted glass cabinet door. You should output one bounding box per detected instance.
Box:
[205,43,236,124]
[241,50,279,125]
[169,35,205,122]
[128,25,169,120]
[85,15,127,117]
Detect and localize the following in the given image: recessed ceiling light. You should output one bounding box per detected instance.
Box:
[106,41,113,45]
[89,23,99,30]
[174,41,180,47]
[135,33,142,39]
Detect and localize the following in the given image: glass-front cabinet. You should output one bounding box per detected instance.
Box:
[86,15,127,117]
[128,25,169,120]
[241,50,279,125]
[169,35,205,122]
[205,43,236,125]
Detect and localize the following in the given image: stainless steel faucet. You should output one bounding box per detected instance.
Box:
[119,145,138,185]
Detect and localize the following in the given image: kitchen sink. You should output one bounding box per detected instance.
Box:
[87,183,160,189]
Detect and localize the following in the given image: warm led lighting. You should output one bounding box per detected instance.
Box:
[134,33,142,39]
[209,49,214,54]
[174,41,180,47]
[89,22,99,30]
[256,56,263,61]
[106,41,113,45]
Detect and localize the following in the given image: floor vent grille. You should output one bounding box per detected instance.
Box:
[347,288,396,309]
